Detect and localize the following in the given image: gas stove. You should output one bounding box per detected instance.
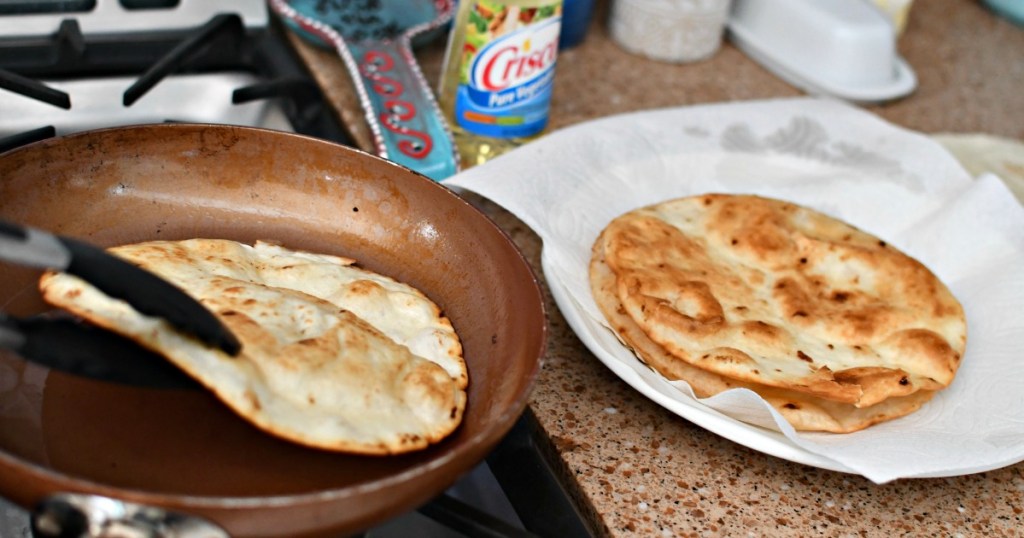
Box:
[0,2,590,537]
[0,0,350,151]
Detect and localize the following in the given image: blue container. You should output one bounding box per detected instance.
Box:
[560,0,595,49]
[984,0,1024,26]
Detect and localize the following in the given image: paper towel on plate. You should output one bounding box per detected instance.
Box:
[444,97,1024,484]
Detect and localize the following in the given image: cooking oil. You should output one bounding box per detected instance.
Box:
[437,0,563,168]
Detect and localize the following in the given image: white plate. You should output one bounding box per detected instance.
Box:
[446,98,1024,483]
[541,249,856,474]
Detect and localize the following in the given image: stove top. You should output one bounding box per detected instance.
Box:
[0,0,351,151]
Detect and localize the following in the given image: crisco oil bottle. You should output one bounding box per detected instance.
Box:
[438,0,563,168]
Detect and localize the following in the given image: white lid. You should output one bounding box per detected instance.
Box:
[727,0,917,103]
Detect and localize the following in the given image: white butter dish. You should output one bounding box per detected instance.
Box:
[728,0,917,103]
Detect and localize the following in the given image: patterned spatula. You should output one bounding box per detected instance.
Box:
[271,0,459,181]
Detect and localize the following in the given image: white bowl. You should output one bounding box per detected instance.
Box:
[728,0,916,102]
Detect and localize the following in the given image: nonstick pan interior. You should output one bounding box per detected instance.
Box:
[0,125,546,537]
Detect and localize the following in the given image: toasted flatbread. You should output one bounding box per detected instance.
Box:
[600,194,966,408]
[591,240,934,433]
[40,239,467,455]
[933,133,1024,205]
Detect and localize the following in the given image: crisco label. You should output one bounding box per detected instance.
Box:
[454,1,562,139]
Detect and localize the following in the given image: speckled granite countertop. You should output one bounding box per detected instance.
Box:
[288,0,1024,535]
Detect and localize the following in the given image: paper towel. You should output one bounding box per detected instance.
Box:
[445,97,1024,484]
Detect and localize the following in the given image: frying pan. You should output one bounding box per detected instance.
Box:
[0,125,546,537]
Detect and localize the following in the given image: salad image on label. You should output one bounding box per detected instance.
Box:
[439,0,563,167]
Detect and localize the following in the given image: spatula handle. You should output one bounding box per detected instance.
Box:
[0,219,71,269]
[347,39,459,180]
[0,312,26,351]
[270,0,460,181]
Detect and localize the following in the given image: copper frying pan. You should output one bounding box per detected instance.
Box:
[0,125,546,537]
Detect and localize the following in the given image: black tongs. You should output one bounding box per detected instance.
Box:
[0,220,241,386]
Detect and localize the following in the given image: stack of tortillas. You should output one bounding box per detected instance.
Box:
[40,239,467,455]
[590,194,967,433]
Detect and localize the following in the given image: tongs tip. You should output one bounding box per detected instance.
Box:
[215,331,243,357]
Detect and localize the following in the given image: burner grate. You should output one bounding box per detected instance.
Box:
[0,5,353,150]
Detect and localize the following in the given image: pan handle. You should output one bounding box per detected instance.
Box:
[32,493,228,538]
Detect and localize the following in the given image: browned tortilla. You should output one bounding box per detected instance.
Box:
[41,239,468,454]
[595,193,966,412]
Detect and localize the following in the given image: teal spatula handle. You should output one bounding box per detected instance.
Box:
[271,0,459,181]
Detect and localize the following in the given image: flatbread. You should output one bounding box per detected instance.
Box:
[40,239,467,455]
[591,239,934,433]
[600,194,966,408]
[932,133,1024,205]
